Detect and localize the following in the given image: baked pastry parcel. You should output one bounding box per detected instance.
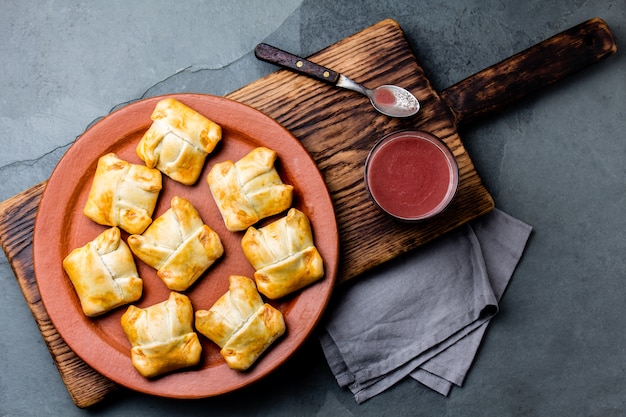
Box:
[62,226,143,317]
[136,98,222,185]
[128,196,224,292]
[206,146,293,232]
[241,208,324,299]
[121,292,202,378]
[83,152,162,235]
[195,275,285,371]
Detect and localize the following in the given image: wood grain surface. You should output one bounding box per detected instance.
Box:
[229,19,495,282]
[0,183,120,408]
[441,18,617,124]
[0,18,616,407]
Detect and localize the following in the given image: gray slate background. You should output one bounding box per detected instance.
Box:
[1,1,624,416]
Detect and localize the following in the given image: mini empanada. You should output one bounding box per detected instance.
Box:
[83,152,162,235]
[62,226,143,317]
[195,275,285,371]
[121,292,202,378]
[206,146,293,231]
[128,196,224,291]
[136,98,222,185]
[241,208,324,299]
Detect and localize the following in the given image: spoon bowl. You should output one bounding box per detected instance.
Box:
[336,75,420,117]
[255,43,420,118]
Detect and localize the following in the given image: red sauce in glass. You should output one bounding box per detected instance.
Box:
[365,132,457,220]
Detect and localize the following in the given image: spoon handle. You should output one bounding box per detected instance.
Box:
[255,43,340,84]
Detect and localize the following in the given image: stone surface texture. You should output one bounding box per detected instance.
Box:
[1,1,624,416]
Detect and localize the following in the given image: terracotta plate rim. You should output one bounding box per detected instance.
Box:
[32,93,339,398]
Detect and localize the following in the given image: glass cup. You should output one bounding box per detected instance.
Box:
[364,130,459,221]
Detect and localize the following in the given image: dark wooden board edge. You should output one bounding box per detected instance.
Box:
[0,183,120,408]
[229,19,494,283]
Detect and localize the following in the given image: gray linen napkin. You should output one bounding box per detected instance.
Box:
[319,209,532,403]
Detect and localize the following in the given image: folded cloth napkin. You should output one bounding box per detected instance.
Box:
[319,208,532,403]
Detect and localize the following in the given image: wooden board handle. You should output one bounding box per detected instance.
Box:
[255,43,340,84]
[440,18,617,125]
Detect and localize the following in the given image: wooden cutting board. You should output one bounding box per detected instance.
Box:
[0,18,615,408]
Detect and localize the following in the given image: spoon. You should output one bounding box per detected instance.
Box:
[254,43,420,118]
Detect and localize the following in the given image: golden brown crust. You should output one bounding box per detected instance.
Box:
[206,147,293,231]
[241,208,324,299]
[128,196,224,291]
[136,98,222,185]
[62,227,143,317]
[195,275,285,371]
[83,153,162,234]
[121,292,202,378]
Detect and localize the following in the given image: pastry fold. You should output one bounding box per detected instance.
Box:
[62,227,143,317]
[207,147,293,231]
[241,208,324,299]
[195,275,285,371]
[83,152,162,234]
[137,98,222,185]
[121,292,202,378]
[128,196,224,291]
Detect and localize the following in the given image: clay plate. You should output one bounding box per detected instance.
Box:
[33,94,339,398]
